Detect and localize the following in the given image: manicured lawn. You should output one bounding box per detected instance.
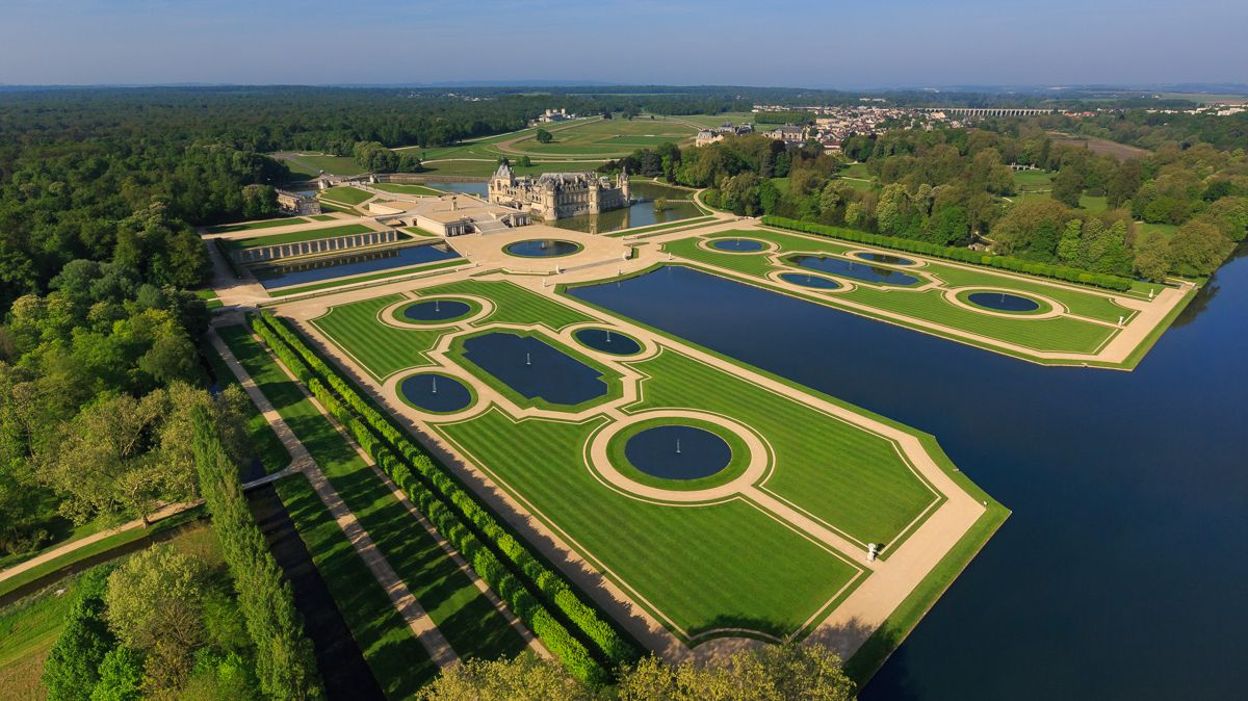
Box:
[278,153,366,177]
[206,217,306,234]
[266,259,466,299]
[303,280,964,642]
[438,409,864,641]
[374,183,443,196]
[320,186,373,206]
[403,226,438,237]
[1012,169,1053,192]
[310,214,339,221]
[629,349,939,548]
[310,280,595,380]
[227,224,375,250]
[503,116,696,158]
[221,325,527,667]
[664,229,1129,355]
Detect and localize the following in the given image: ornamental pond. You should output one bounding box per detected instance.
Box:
[460,332,608,406]
[624,425,732,480]
[788,254,920,286]
[570,257,1248,701]
[250,242,460,289]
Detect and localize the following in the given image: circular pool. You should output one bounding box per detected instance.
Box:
[624,425,732,480]
[399,373,473,413]
[855,252,918,266]
[709,238,766,252]
[503,239,582,258]
[574,328,642,355]
[967,291,1042,313]
[779,272,843,290]
[400,299,472,322]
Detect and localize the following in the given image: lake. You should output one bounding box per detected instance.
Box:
[550,181,701,234]
[569,256,1248,700]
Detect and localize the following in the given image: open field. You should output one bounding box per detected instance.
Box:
[276,153,367,178]
[503,116,697,157]
[661,227,1161,359]
[1046,132,1151,161]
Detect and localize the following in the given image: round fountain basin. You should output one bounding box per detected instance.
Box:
[402,299,472,322]
[710,238,766,252]
[574,328,642,355]
[967,292,1041,313]
[624,425,731,480]
[399,373,473,413]
[503,239,582,258]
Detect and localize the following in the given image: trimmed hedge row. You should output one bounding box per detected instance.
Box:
[247,315,637,682]
[762,216,1135,292]
[191,405,325,701]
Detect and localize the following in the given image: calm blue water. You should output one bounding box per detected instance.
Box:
[399,373,473,413]
[461,332,607,406]
[711,238,766,252]
[857,252,918,266]
[625,425,731,480]
[504,239,581,258]
[790,254,920,286]
[779,272,843,290]
[574,328,642,355]
[968,291,1040,313]
[570,259,1248,700]
[402,299,471,322]
[251,242,459,289]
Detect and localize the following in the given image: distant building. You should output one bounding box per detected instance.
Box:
[275,189,322,216]
[764,125,806,144]
[535,107,576,124]
[488,163,630,221]
[695,122,754,147]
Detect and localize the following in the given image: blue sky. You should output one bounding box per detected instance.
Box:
[2,0,1245,87]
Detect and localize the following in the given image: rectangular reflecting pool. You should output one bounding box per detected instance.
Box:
[460,331,608,406]
[249,242,460,289]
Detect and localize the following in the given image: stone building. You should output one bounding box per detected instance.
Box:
[488,163,630,221]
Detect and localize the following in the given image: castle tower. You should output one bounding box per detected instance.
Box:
[618,165,631,202]
[541,179,559,220]
[588,179,600,215]
[488,161,515,205]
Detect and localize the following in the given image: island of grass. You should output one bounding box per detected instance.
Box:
[224,224,380,251]
[373,182,444,196]
[661,227,1189,367]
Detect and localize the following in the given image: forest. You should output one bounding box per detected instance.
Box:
[606,120,1247,281]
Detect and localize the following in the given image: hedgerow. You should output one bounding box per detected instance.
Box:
[248,314,637,683]
[762,216,1134,291]
[190,405,324,700]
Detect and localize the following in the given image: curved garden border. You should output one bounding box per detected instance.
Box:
[943,287,1064,319]
[696,236,779,256]
[381,294,494,329]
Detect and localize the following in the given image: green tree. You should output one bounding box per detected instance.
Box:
[617,644,854,701]
[417,654,588,701]
[1057,218,1083,265]
[1133,230,1172,281]
[535,129,553,144]
[90,647,144,701]
[43,567,117,701]
[1168,220,1233,276]
[1051,166,1084,208]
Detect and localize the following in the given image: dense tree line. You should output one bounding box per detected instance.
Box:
[607,121,1246,281]
[0,258,256,554]
[417,644,854,701]
[43,544,274,700]
[192,406,324,700]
